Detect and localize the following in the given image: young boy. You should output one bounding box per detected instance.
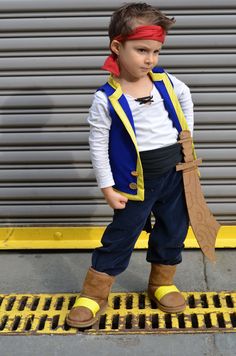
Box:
[66,2,194,328]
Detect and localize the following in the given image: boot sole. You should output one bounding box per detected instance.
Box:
[148,291,186,313]
[65,303,108,328]
[155,299,186,313]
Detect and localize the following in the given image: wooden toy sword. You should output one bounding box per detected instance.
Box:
[176,130,221,262]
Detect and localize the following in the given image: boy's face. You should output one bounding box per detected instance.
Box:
[111,39,162,80]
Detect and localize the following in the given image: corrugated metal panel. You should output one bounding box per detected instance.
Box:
[0,0,235,226]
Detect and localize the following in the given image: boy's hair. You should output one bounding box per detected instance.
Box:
[108,2,175,42]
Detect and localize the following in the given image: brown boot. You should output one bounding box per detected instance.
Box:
[66,267,115,328]
[148,263,186,313]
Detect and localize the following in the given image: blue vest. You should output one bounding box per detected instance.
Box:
[98,67,193,201]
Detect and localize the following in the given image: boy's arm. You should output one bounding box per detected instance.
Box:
[87,91,128,209]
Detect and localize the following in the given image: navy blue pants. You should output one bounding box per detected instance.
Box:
[92,168,189,276]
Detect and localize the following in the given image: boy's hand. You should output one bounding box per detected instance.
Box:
[101,187,128,209]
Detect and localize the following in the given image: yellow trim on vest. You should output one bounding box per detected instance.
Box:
[73,297,100,318]
[162,75,197,160]
[154,285,180,301]
[107,75,120,91]
[149,71,166,84]
[162,77,189,131]
[149,71,189,129]
[108,76,145,201]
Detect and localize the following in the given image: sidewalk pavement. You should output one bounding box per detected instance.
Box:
[0,248,235,356]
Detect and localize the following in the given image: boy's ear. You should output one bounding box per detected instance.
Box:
[110,40,121,55]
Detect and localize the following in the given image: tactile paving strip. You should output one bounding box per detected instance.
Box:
[0,292,235,335]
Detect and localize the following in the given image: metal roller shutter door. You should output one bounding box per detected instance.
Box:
[0,0,235,247]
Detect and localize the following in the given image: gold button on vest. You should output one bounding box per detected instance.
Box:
[131,171,139,177]
[129,182,137,190]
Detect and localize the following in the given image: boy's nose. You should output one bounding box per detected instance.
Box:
[145,55,154,64]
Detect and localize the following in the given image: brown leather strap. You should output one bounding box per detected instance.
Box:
[176,130,221,262]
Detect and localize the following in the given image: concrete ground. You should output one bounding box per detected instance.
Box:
[0,249,235,356]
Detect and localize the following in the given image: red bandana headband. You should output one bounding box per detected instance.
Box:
[101,25,166,77]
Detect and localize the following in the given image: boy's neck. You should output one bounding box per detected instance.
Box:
[115,74,153,98]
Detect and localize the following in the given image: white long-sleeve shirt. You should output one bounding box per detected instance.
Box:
[87,73,194,188]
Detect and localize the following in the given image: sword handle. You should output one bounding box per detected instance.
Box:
[177,130,202,171]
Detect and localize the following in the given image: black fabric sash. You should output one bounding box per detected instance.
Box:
[140,142,182,178]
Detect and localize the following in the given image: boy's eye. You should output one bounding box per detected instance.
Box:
[137,48,146,52]
[136,48,160,54]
